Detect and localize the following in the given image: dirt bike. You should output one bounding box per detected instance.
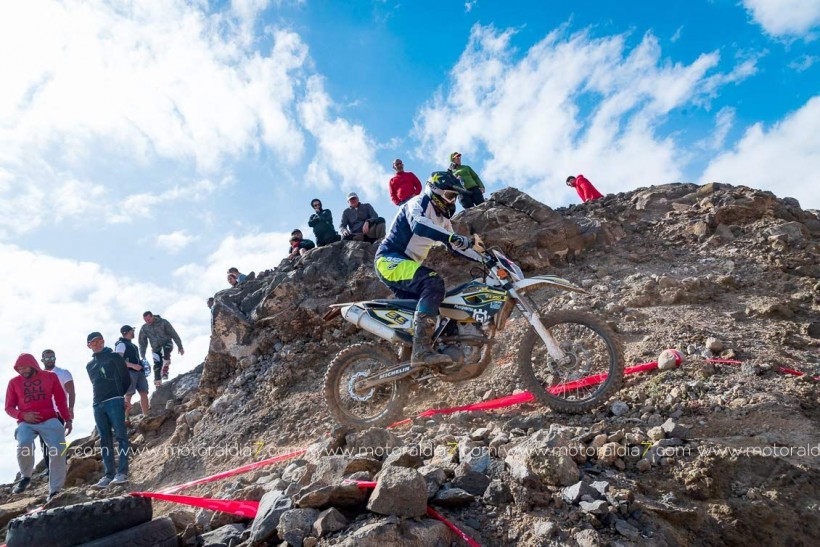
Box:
[323,237,624,428]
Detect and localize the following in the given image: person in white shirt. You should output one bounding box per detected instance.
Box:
[38,349,75,477]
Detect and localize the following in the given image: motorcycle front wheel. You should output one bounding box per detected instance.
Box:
[518,310,624,413]
[324,343,409,429]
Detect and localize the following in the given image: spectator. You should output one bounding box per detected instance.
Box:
[308,199,341,246]
[115,325,149,417]
[340,192,385,241]
[389,159,422,205]
[207,297,214,309]
[449,152,485,209]
[138,311,184,388]
[288,229,316,261]
[38,349,75,478]
[6,353,72,501]
[227,273,238,287]
[86,332,130,488]
[566,174,603,203]
[227,267,247,283]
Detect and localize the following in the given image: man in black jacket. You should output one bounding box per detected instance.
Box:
[115,325,149,416]
[86,332,131,488]
[308,198,341,246]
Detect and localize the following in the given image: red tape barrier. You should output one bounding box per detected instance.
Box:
[131,492,259,518]
[346,479,480,546]
[130,352,814,530]
[160,449,306,494]
[779,366,820,381]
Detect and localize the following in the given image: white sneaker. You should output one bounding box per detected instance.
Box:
[93,476,113,489]
[110,473,129,486]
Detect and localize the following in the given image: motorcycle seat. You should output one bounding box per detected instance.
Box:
[368,299,418,311]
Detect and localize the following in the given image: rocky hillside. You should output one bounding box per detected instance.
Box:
[3,183,819,546]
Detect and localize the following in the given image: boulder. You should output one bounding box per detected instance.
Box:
[296,481,368,509]
[201,523,245,546]
[313,507,347,537]
[277,508,320,547]
[249,490,292,544]
[431,488,475,507]
[366,466,428,517]
[505,436,580,487]
[483,481,514,506]
[339,518,454,547]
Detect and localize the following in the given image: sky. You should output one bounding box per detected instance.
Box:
[1,0,819,479]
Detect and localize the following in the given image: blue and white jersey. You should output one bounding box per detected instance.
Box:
[376,193,453,263]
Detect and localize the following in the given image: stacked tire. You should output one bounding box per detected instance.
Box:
[6,496,177,547]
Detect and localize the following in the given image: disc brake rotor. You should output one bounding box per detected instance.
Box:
[348,370,375,402]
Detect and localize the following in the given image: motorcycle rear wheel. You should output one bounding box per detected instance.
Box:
[518,310,624,413]
[324,343,410,429]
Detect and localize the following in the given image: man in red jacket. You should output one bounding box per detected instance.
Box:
[566,174,604,203]
[5,353,73,500]
[389,158,422,205]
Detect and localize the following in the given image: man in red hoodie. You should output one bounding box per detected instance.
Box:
[389,158,422,205]
[5,353,73,500]
[566,174,604,203]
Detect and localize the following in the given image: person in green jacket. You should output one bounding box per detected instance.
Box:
[450,152,484,209]
[449,151,485,209]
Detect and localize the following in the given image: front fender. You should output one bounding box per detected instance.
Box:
[514,275,588,294]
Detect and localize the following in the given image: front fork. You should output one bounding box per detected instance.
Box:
[510,289,567,361]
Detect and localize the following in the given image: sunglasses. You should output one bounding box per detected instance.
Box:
[42,357,56,361]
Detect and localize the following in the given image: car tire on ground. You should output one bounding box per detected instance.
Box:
[6,495,152,547]
[78,516,178,547]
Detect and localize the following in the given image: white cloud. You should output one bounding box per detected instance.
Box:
[173,231,292,293]
[413,25,757,206]
[299,76,391,199]
[108,178,226,223]
[0,1,311,236]
[702,96,820,209]
[156,230,198,253]
[699,107,736,151]
[789,54,818,71]
[465,1,477,13]
[742,0,820,37]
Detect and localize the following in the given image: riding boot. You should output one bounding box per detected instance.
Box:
[412,312,452,366]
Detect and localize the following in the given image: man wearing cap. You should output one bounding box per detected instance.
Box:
[388,159,422,206]
[115,325,149,416]
[86,332,131,488]
[339,192,384,241]
[6,353,72,500]
[37,349,75,478]
[449,152,485,209]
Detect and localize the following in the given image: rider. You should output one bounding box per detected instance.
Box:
[374,171,475,367]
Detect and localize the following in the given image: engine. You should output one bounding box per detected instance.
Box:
[438,322,485,364]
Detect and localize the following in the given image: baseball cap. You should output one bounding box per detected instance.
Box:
[347,192,358,200]
[87,331,103,344]
[450,151,461,161]
[120,325,134,335]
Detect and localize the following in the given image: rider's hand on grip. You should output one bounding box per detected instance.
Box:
[472,234,486,253]
[449,233,471,251]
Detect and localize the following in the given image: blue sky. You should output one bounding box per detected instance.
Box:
[1,0,818,478]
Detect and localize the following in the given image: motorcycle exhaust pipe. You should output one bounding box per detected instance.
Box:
[342,306,404,345]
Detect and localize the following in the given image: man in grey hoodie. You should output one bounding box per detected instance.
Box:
[138,311,184,388]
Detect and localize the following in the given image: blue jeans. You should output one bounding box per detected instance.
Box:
[93,397,129,477]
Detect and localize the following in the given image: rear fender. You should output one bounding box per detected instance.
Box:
[514,275,587,294]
